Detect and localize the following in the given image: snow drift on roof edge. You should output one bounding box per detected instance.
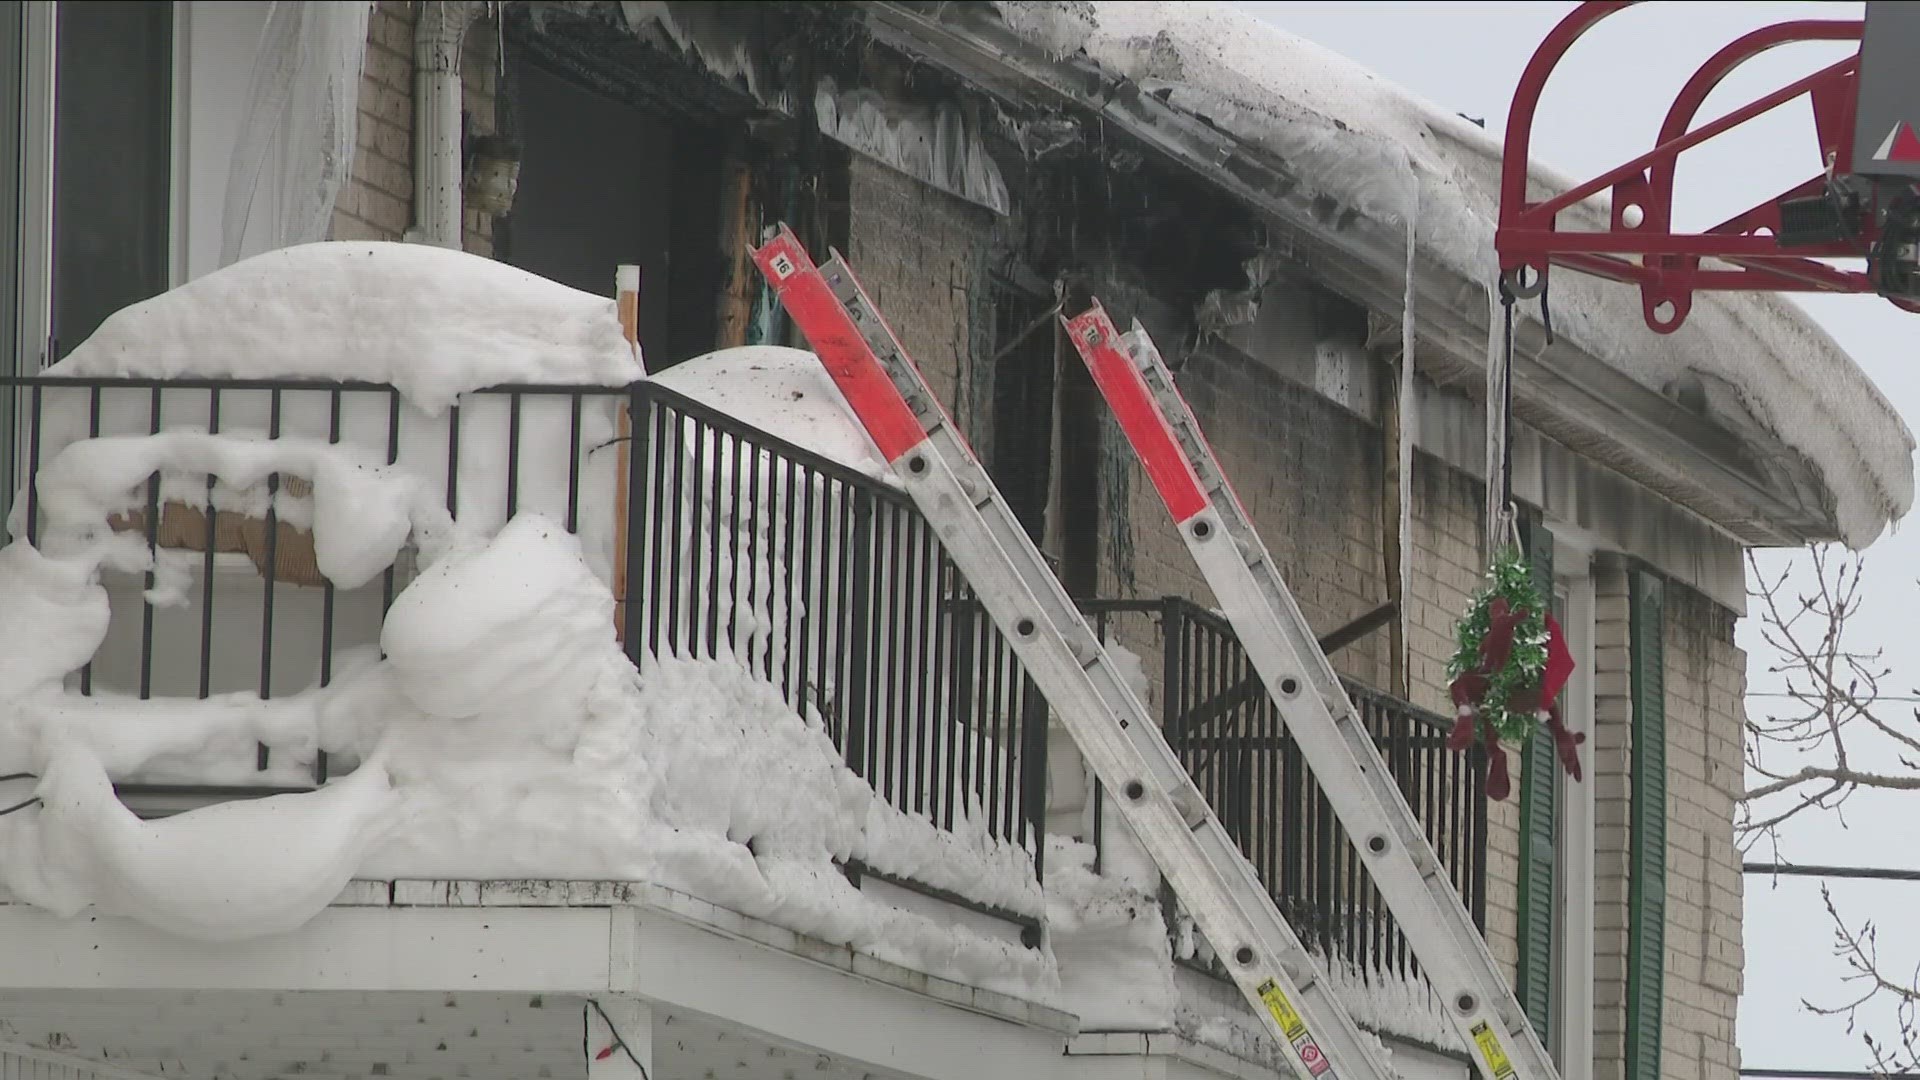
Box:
[998,0,1915,547]
[50,242,645,413]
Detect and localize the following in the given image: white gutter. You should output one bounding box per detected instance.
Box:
[409,1,483,248]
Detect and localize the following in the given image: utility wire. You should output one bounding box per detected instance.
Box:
[1745,862,1920,882]
[1747,691,1920,703]
[1743,1060,1904,1068]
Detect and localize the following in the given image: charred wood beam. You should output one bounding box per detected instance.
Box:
[1176,601,1398,736]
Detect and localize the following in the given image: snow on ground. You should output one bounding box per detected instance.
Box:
[49,242,643,412]
[996,1,1914,546]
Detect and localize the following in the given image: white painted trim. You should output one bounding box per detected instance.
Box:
[1063,1031,1278,1080]
[168,2,191,289]
[16,0,54,373]
[1550,536,1596,1080]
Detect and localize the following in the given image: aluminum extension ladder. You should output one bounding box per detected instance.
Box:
[1061,303,1559,1080]
[751,226,1401,1080]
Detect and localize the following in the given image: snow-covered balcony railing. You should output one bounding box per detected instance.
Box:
[1081,598,1487,986]
[0,368,1048,931]
[628,378,1051,895]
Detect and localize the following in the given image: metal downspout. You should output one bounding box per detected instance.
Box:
[410,1,482,248]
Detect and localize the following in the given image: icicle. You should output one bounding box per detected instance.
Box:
[1483,283,1508,564]
[1398,202,1418,693]
[220,2,372,267]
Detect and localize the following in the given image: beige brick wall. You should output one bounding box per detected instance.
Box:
[330,2,414,244]
[845,158,996,448]
[1660,584,1746,1080]
[328,2,497,255]
[1115,348,1389,687]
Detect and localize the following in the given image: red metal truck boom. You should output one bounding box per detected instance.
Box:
[1495,1,1920,332]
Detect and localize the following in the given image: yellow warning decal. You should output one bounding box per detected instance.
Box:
[1469,1021,1517,1080]
[1255,978,1309,1041]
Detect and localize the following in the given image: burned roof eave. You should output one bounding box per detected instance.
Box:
[860,1,1838,547]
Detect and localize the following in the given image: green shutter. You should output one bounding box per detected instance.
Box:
[1627,567,1668,1080]
[1515,510,1557,1044]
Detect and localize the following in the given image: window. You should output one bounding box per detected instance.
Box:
[49,0,174,362]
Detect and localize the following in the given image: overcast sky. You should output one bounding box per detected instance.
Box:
[1227,3,1920,1074]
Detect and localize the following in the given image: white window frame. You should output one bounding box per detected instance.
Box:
[14,1,271,374]
[15,0,55,376]
[1550,531,1598,1080]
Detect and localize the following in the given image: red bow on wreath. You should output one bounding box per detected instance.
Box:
[1443,596,1583,801]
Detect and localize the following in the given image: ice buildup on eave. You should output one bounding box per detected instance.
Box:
[994,0,1915,547]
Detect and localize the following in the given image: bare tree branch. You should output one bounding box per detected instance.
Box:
[1743,548,1919,1072]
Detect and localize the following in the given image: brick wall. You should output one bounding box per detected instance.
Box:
[1660,584,1746,1080]
[331,2,414,244]
[845,158,997,452]
[1112,346,1390,688]
[328,3,497,255]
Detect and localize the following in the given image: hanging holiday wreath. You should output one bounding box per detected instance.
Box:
[1443,543,1584,801]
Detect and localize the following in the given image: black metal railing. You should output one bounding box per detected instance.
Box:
[2,374,1047,888]
[1081,597,1487,984]
[628,383,1049,869]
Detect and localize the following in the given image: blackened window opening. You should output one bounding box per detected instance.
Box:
[989,281,1055,545]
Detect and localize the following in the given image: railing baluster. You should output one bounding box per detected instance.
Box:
[623,386,650,665]
[844,489,875,781]
[881,504,906,809]
[318,388,341,784]
[647,401,672,659]
[257,388,283,772]
[199,388,221,701]
[381,388,400,617]
[909,516,934,815]
[139,387,161,701]
[566,392,583,533]
[505,391,522,521]
[714,428,738,658]
[79,386,97,696]
[23,385,42,550]
[745,430,764,679]
[667,407,690,658]
[940,564,967,822]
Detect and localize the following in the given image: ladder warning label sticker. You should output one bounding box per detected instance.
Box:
[1255,979,1308,1040]
[1290,1034,1333,1076]
[1469,1021,1516,1079]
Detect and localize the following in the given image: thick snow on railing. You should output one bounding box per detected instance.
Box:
[0,244,1050,1000]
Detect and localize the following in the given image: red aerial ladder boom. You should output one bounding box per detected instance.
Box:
[1495,1,1920,332]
